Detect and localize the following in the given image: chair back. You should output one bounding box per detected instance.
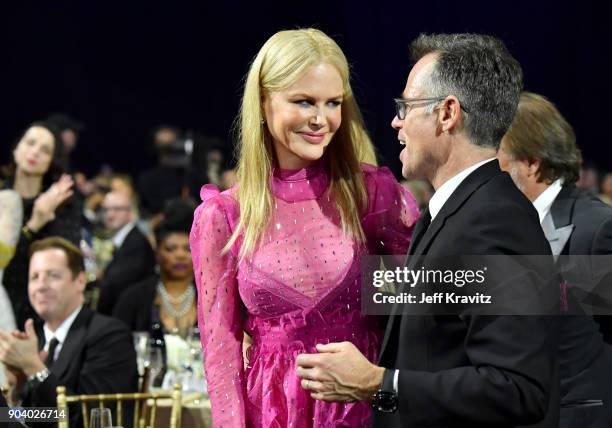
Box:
[56,383,182,428]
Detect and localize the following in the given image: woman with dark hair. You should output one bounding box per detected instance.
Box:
[113,199,196,335]
[0,121,82,327]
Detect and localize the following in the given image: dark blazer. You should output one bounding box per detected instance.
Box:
[375,161,560,428]
[549,185,612,427]
[97,225,155,315]
[113,275,197,332]
[22,306,138,427]
[113,275,159,331]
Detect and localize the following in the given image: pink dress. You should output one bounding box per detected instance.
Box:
[190,162,419,428]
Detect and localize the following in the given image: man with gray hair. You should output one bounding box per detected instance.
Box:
[297,34,559,427]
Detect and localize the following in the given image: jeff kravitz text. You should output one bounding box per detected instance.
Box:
[371,266,493,305]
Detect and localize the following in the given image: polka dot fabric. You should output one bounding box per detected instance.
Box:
[190,162,418,427]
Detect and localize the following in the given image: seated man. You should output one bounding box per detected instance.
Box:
[0,237,138,427]
[96,190,155,314]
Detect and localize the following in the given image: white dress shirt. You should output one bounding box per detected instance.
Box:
[43,305,83,363]
[532,179,564,224]
[531,179,564,256]
[393,158,496,394]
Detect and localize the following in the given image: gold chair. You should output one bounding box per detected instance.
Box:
[1,385,9,402]
[56,383,182,428]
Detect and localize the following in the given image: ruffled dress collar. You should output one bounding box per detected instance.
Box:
[270,161,329,202]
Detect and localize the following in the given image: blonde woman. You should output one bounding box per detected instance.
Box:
[190,29,419,427]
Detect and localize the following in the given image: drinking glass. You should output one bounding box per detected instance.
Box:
[90,408,112,428]
[188,327,206,393]
[132,331,150,376]
[146,347,164,389]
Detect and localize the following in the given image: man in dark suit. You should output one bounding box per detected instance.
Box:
[498,91,612,427]
[296,33,560,427]
[0,237,138,427]
[96,190,155,314]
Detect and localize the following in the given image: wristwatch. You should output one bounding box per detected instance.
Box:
[28,368,50,384]
[371,369,398,413]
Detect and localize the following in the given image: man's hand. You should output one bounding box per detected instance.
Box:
[3,363,27,406]
[0,319,46,378]
[4,363,26,388]
[296,341,385,402]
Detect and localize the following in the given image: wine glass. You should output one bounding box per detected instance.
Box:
[187,327,206,393]
[145,347,164,389]
[132,331,150,376]
[186,327,201,362]
[90,408,112,428]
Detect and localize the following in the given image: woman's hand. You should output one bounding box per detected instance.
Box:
[27,174,74,233]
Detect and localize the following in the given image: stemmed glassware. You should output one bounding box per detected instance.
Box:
[132,332,149,377]
[90,408,112,428]
[146,347,164,390]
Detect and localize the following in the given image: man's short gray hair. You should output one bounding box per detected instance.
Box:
[410,33,523,149]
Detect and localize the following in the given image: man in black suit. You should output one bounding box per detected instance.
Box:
[0,237,138,427]
[498,91,612,427]
[96,190,155,314]
[296,34,560,427]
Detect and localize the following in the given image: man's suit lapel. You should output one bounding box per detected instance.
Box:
[380,160,503,360]
[379,209,433,357]
[550,185,578,257]
[415,161,503,255]
[405,208,430,255]
[51,307,93,380]
[106,226,138,271]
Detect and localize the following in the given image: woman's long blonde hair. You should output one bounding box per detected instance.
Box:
[226,28,377,259]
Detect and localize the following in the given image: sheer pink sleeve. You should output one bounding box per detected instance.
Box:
[190,185,246,428]
[362,164,420,256]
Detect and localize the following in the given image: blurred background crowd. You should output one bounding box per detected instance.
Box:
[1,110,610,365]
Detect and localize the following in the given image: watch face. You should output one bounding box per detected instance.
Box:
[372,390,398,413]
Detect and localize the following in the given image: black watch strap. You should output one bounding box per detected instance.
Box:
[372,369,398,413]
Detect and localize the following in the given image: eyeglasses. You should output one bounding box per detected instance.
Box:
[394,97,469,120]
[100,206,131,213]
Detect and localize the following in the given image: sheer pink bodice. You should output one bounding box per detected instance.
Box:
[190,163,418,428]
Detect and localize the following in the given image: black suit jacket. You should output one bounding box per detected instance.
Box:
[113,275,197,332]
[549,185,612,427]
[113,275,159,331]
[375,161,560,428]
[97,225,155,314]
[23,306,138,427]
